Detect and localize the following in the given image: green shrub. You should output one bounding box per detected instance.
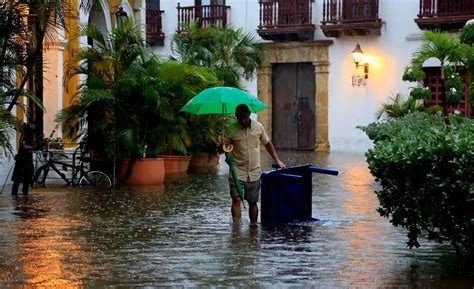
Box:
[359,113,474,262]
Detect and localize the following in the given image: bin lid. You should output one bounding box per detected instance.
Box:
[262,164,312,176]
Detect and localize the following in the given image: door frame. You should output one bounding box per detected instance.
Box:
[257,41,332,151]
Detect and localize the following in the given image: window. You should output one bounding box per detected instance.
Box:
[423,67,472,118]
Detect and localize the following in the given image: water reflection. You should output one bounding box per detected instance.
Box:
[3,194,88,287]
[0,151,472,287]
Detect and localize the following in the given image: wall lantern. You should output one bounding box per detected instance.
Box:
[351,43,369,87]
[352,43,364,67]
[115,6,128,26]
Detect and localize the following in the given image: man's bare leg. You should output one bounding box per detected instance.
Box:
[249,202,258,223]
[231,197,241,222]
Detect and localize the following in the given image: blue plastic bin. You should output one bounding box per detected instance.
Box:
[261,165,338,225]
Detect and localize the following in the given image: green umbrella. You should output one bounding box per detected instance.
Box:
[180,86,267,115]
[180,86,268,204]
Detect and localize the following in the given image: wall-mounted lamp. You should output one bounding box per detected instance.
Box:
[351,43,369,86]
[115,6,128,26]
[352,43,363,68]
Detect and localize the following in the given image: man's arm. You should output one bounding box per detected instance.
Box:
[264,141,286,169]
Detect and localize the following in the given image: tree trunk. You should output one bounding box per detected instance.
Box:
[440,77,450,125]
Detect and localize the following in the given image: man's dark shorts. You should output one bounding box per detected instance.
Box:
[229,178,261,203]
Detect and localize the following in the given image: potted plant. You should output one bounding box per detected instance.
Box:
[61,19,221,184]
[63,57,219,184]
[60,19,150,183]
[186,114,221,172]
[154,61,219,175]
[112,59,169,185]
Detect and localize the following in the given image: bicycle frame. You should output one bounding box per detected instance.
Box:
[33,149,89,186]
[32,146,112,189]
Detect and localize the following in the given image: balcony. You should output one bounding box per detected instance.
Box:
[320,0,381,37]
[256,0,316,42]
[415,0,474,31]
[146,8,165,46]
[176,3,230,33]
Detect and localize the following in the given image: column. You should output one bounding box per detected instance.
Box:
[313,61,330,151]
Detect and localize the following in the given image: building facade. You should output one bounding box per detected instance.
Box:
[1,0,473,184]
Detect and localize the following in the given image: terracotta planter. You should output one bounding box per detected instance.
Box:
[118,158,165,186]
[187,153,219,173]
[158,155,192,175]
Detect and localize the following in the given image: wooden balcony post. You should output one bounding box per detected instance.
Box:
[177,3,182,32]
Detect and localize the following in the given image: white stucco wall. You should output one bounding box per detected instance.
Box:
[0,135,15,190]
[322,0,423,152]
[155,0,426,153]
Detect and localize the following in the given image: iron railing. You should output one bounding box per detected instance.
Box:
[176,3,230,33]
[322,0,379,24]
[258,0,314,29]
[418,0,474,17]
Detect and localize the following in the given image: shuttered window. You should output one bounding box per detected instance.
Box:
[423,67,473,118]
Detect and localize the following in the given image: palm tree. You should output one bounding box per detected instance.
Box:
[403,30,467,124]
[375,92,441,120]
[171,25,264,157]
[65,19,148,86]
[0,0,58,155]
[60,18,148,158]
[0,1,27,156]
[171,25,264,87]
[0,0,74,159]
[5,0,74,112]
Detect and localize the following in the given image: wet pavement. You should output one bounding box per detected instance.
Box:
[0,151,473,287]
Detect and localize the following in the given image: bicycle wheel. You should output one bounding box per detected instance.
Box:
[32,165,49,187]
[79,171,112,189]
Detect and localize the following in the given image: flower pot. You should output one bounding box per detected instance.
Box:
[187,153,219,173]
[118,158,165,186]
[158,155,192,175]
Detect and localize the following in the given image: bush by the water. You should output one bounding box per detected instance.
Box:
[359,113,474,261]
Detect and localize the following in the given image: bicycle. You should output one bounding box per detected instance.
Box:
[32,148,112,189]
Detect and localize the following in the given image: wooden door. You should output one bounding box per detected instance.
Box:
[272,63,315,150]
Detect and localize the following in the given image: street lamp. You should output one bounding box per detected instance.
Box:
[115,6,128,26]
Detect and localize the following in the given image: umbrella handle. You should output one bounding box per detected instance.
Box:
[219,136,233,152]
[223,144,233,152]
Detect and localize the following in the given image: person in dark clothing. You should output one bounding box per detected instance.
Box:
[11,123,35,195]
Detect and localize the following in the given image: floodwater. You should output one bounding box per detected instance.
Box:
[0,151,472,287]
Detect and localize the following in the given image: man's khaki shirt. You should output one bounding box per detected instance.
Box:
[226,120,270,182]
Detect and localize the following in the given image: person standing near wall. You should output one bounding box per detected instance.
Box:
[11,123,35,195]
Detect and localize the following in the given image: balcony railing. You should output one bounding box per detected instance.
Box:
[256,0,316,42]
[321,0,381,37]
[415,0,474,31]
[176,3,230,33]
[146,9,165,46]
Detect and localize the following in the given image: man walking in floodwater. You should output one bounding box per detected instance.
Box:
[220,104,285,223]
